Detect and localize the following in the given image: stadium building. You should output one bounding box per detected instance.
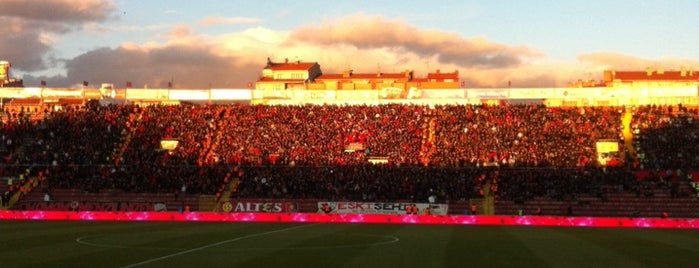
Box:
[1,58,699,221]
[0,60,23,88]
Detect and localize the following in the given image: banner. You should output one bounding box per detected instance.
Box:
[317,201,448,215]
[344,142,365,152]
[596,140,622,166]
[168,89,210,100]
[379,87,407,99]
[126,89,169,100]
[210,89,252,100]
[221,200,298,213]
[336,90,378,101]
[596,141,619,153]
[153,203,167,212]
[15,201,165,212]
[160,139,179,151]
[368,156,389,164]
[41,88,84,97]
[418,88,466,99]
[0,87,41,98]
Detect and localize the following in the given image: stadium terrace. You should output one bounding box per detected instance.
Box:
[1,58,699,224]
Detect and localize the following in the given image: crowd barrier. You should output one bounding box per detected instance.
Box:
[1,211,697,229]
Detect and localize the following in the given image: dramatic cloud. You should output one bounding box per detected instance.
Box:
[0,0,113,23]
[18,12,699,89]
[32,24,264,89]
[25,24,277,88]
[0,20,52,70]
[37,45,259,89]
[0,0,115,71]
[289,14,541,69]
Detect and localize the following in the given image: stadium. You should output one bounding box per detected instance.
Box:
[2,59,699,267]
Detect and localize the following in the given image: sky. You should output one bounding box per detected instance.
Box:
[2,0,699,88]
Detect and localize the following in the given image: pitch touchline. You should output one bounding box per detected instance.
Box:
[77,233,399,251]
[120,224,316,268]
[76,235,185,251]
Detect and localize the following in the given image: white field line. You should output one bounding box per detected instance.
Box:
[79,233,399,251]
[120,224,315,268]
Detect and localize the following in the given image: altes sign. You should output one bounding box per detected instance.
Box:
[221,201,298,213]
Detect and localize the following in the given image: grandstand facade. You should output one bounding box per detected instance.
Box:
[1,61,699,219]
[1,59,697,107]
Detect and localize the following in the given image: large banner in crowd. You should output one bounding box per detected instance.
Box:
[317,202,448,215]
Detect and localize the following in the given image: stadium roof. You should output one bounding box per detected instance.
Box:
[256,77,306,83]
[316,70,412,80]
[264,60,318,71]
[613,70,699,81]
[427,70,459,80]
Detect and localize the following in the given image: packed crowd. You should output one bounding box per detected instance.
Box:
[210,104,425,166]
[429,105,623,167]
[236,165,485,203]
[150,104,624,169]
[631,104,699,170]
[494,166,638,203]
[0,101,696,204]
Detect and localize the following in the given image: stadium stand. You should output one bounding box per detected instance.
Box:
[1,101,698,217]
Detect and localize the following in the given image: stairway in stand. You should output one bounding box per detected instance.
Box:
[418,116,437,166]
[622,107,635,157]
[199,107,230,166]
[113,108,144,165]
[209,176,242,212]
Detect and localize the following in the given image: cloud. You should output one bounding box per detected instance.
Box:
[288,14,541,69]
[197,16,262,27]
[0,23,52,70]
[32,41,261,89]
[0,0,114,24]
[84,23,171,34]
[21,13,699,89]
[24,23,281,88]
[0,0,115,72]
[578,52,699,71]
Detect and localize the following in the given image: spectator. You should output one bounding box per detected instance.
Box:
[0,101,682,208]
